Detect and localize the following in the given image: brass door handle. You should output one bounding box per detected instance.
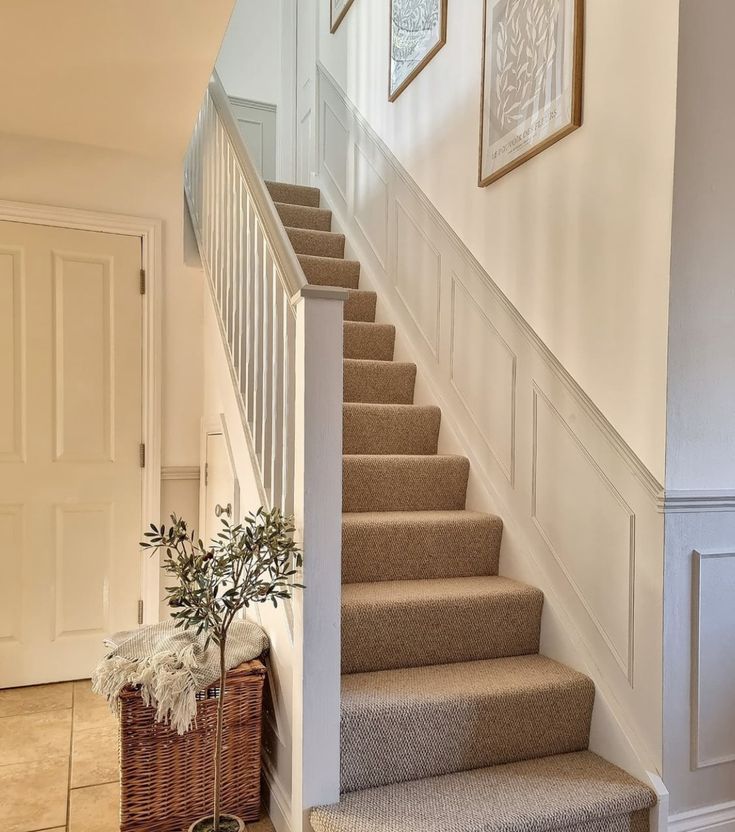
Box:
[215,502,232,518]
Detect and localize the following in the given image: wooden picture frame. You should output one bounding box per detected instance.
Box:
[478,0,584,186]
[388,0,448,102]
[330,0,356,33]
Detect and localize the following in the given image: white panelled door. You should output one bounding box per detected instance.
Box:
[0,220,143,687]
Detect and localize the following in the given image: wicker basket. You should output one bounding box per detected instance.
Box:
[119,659,266,832]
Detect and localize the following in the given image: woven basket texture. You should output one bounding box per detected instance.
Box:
[119,659,266,832]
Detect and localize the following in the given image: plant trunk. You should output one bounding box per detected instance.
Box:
[213,636,227,832]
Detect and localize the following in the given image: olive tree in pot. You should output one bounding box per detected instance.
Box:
[142,507,302,832]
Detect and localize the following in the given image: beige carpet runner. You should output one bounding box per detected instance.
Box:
[266,179,656,832]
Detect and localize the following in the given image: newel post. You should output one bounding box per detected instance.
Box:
[291,285,348,829]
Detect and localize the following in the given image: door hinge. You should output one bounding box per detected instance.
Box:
[204,462,209,486]
[139,443,146,468]
[137,599,144,625]
[139,268,146,295]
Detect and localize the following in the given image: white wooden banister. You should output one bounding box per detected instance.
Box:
[184,72,346,825]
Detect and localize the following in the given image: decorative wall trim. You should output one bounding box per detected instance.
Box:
[315,62,666,774]
[228,95,277,114]
[691,550,735,770]
[531,384,637,683]
[659,491,735,514]
[0,199,162,625]
[316,61,663,503]
[161,465,200,481]
[669,800,735,832]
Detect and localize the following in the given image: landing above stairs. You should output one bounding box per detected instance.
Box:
[310,751,656,832]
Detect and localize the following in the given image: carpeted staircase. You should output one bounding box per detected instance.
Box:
[266,180,657,832]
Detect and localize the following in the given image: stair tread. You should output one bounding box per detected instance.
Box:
[343,358,416,404]
[344,321,396,361]
[311,751,656,832]
[343,574,540,607]
[274,201,332,231]
[340,655,595,792]
[265,180,320,208]
[287,226,345,258]
[298,253,361,289]
[341,510,503,583]
[343,454,469,512]
[342,576,543,673]
[342,653,591,702]
[343,402,439,455]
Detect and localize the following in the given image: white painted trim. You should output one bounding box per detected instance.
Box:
[669,800,735,832]
[279,0,298,182]
[0,199,163,625]
[161,465,200,481]
[229,95,277,114]
[315,60,663,503]
[659,491,735,513]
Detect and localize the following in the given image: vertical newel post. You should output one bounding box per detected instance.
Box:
[291,285,347,831]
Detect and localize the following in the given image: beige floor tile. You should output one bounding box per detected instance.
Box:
[68,782,119,832]
[71,722,119,788]
[244,814,276,831]
[0,682,73,718]
[0,756,69,832]
[72,681,117,731]
[0,709,71,766]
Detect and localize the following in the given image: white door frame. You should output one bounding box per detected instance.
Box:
[0,199,163,624]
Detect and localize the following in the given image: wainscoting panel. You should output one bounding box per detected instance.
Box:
[0,247,24,462]
[692,550,735,769]
[315,62,665,774]
[393,200,441,357]
[0,504,22,642]
[532,386,635,680]
[450,276,516,482]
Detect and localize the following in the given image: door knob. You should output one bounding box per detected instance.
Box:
[215,502,232,518]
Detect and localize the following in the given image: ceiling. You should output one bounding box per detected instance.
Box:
[0,0,236,158]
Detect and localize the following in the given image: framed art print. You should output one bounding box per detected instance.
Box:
[389,0,448,101]
[478,0,583,186]
[331,0,356,33]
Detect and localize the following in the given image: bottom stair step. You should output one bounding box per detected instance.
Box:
[340,654,595,792]
[311,751,657,832]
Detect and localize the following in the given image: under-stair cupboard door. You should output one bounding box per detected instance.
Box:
[0,220,143,687]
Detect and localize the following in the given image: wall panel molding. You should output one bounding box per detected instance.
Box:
[0,247,25,462]
[691,549,735,769]
[315,62,665,772]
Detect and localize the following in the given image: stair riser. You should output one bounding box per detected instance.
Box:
[343,456,469,512]
[342,590,543,673]
[343,406,440,455]
[287,227,345,258]
[266,180,320,208]
[342,513,502,583]
[344,291,377,323]
[344,323,395,361]
[343,360,416,405]
[298,254,360,289]
[340,678,595,792]
[275,202,332,232]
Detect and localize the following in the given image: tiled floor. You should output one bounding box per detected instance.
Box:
[0,680,275,832]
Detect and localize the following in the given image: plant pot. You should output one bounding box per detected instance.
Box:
[188,815,245,832]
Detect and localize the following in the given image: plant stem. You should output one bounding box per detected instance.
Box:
[213,635,227,832]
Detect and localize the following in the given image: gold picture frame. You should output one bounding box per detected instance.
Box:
[478,0,584,186]
[330,0,356,33]
[388,0,448,102]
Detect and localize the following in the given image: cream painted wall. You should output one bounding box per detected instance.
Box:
[318,0,679,482]
[217,0,282,104]
[0,132,204,473]
[663,0,735,817]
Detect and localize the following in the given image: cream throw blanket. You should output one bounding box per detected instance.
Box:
[91,620,269,734]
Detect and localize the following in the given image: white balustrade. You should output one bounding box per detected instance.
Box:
[184,72,346,821]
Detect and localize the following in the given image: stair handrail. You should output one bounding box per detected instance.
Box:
[184,72,345,828]
[206,70,309,301]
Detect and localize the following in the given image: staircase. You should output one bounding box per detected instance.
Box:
[265,180,657,832]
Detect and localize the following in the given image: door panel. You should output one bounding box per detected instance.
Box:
[202,431,237,544]
[0,220,143,687]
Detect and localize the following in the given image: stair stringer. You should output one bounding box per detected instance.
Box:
[312,147,667,831]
